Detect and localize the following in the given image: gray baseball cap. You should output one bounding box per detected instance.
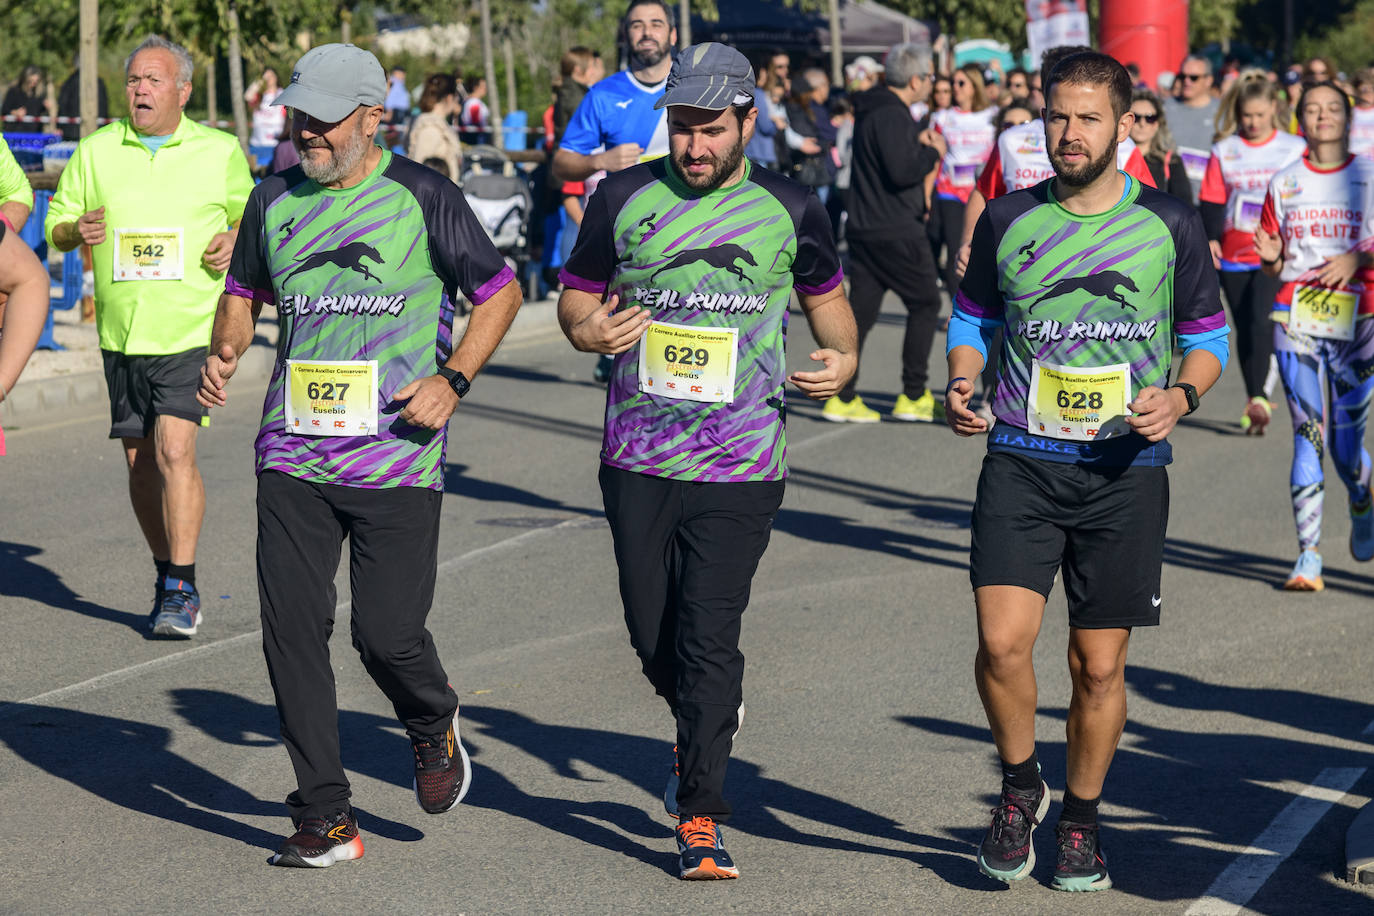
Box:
[654,42,756,111]
[276,43,387,122]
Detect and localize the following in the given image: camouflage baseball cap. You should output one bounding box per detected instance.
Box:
[654,42,756,111]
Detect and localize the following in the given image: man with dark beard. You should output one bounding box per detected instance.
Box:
[197,43,522,868]
[557,42,858,880]
[945,52,1227,891]
[554,0,676,382]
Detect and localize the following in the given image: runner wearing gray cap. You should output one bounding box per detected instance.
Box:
[200,42,522,868]
[558,40,857,880]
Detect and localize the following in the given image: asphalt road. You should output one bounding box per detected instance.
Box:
[2,299,1373,915]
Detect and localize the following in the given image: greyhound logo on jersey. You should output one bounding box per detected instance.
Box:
[650,244,756,283]
[284,242,386,287]
[1029,271,1140,312]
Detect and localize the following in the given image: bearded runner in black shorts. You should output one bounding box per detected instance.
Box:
[945,52,1229,891]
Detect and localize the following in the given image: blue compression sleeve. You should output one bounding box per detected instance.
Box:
[1178,327,1230,373]
[947,308,998,361]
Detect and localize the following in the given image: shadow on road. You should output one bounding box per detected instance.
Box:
[898,664,1374,910]
[774,508,967,567]
[1163,535,1374,598]
[0,701,281,851]
[460,704,987,888]
[0,540,145,635]
[442,462,602,517]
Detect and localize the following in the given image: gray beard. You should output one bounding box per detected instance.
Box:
[297,124,370,185]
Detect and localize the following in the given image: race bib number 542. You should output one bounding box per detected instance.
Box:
[113,228,184,281]
[1027,360,1132,441]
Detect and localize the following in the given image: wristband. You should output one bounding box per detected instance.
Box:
[946,376,968,392]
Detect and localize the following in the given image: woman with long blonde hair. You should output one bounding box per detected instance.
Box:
[1198,73,1304,434]
[929,63,997,298]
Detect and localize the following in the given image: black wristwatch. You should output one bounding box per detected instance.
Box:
[1169,382,1199,415]
[436,367,471,399]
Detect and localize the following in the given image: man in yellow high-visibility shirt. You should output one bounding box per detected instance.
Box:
[46,35,252,638]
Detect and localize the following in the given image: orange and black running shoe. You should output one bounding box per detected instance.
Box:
[675,815,739,880]
[270,810,363,868]
[412,719,471,814]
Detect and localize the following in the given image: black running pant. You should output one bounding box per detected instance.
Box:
[842,233,943,401]
[1219,268,1280,399]
[933,197,966,297]
[599,464,784,823]
[256,470,459,823]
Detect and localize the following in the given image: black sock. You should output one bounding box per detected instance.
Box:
[1001,751,1041,794]
[167,563,196,587]
[1060,790,1099,825]
[155,558,170,582]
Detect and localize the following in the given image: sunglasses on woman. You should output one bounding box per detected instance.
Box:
[1133,112,1159,124]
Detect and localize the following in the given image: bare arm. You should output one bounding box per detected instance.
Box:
[552,144,643,183]
[1,201,30,232]
[557,286,651,354]
[956,189,987,280]
[1126,348,1224,442]
[789,284,857,400]
[395,276,524,430]
[944,344,988,437]
[198,292,262,408]
[0,228,51,400]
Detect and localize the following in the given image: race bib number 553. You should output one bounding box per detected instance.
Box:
[638,321,738,403]
[1027,360,1132,441]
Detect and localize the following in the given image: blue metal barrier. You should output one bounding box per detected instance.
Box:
[23,190,81,350]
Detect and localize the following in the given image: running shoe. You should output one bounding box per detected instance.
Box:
[1052,820,1112,892]
[270,809,364,868]
[1239,396,1272,436]
[150,577,201,638]
[892,390,945,423]
[1283,549,1324,592]
[676,816,739,880]
[593,354,614,383]
[821,395,881,423]
[1351,500,1374,562]
[977,779,1049,882]
[147,575,165,629]
[412,719,472,814]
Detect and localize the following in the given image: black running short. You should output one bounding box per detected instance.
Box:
[969,451,1169,628]
[102,346,208,439]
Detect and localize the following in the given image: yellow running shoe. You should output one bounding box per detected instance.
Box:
[892,390,945,423]
[821,395,881,423]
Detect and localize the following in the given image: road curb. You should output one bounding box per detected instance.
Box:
[1347,798,1374,884]
[1,296,560,430]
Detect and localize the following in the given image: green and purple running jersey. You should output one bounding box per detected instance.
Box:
[226,150,514,490]
[956,177,1226,466]
[560,158,842,482]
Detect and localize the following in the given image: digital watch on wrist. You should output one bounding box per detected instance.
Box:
[436,367,471,399]
[1169,382,1199,415]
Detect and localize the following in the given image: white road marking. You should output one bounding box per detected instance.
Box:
[0,518,585,720]
[1184,767,1366,916]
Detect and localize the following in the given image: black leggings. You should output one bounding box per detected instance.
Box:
[1219,268,1280,398]
[933,197,966,295]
